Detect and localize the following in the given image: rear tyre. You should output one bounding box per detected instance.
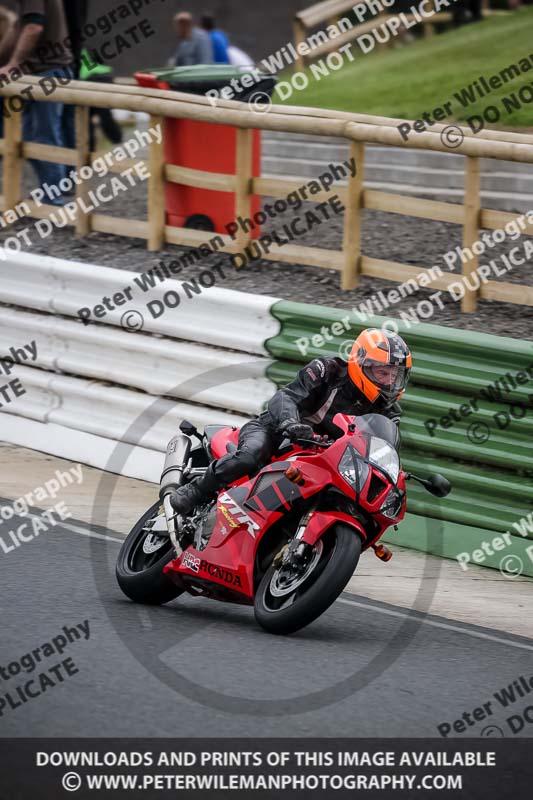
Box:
[254,524,362,635]
[116,500,184,605]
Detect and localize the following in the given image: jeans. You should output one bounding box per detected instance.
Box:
[23,67,74,205]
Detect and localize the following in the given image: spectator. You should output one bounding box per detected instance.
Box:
[0,5,17,41]
[170,11,213,67]
[228,44,254,67]
[61,4,121,153]
[0,1,73,204]
[228,44,255,67]
[62,0,87,78]
[79,49,123,152]
[200,12,229,64]
[453,0,483,25]
[61,0,88,150]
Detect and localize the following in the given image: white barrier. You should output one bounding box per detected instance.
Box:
[0,307,274,416]
[1,415,164,483]
[0,254,278,480]
[0,251,279,355]
[0,365,249,481]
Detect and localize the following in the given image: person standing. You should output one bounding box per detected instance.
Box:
[0,5,17,42]
[62,0,87,77]
[170,11,213,67]
[200,13,230,64]
[79,49,123,152]
[0,0,73,204]
[61,0,88,149]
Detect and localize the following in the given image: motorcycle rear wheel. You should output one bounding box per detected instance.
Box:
[254,524,362,635]
[116,500,184,605]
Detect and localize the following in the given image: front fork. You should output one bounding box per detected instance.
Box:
[273,510,315,570]
[163,495,182,557]
[276,508,366,571]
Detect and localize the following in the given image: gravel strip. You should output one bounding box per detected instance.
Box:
[1,164,532,340]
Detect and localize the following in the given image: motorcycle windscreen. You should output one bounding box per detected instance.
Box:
[353,413,400,450]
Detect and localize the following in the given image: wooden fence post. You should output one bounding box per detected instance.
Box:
[75,105,91,236]
[293,19,306,72]
[148,114,165,251]
[234,127,253,260]
[342,141,365,291]
[424,0,436,36]
[462,156,481,313]
[3,105,23,213]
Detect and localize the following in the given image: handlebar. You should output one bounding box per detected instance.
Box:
[291,435,335,449]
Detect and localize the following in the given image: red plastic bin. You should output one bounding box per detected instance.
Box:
[135,70,265,236]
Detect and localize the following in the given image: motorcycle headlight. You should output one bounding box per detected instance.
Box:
[338,446,369,491]
[368,437,400,484]
[379,487,404,518]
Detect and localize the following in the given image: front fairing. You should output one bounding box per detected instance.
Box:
[331,413,406,527]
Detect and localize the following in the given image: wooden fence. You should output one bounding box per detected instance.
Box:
[293,0,507,71]
[1,75,533,314]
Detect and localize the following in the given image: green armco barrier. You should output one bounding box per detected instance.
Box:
[265,300,533,572]
[267,302,533,391]
[382,514,533,579]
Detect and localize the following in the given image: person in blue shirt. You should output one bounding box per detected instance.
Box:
[201,13,230,65]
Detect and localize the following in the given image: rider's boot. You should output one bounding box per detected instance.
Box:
[170,464,221,516]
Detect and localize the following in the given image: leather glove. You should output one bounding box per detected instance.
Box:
[279,420,315,441]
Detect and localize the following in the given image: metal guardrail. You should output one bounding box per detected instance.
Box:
[0,255,276,480]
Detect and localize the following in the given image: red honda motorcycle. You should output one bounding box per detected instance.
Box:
[116,413,450,635]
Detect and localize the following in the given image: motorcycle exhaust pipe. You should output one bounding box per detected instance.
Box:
[159,434,192,499]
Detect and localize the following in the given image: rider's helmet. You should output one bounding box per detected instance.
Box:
[347,329,412,403]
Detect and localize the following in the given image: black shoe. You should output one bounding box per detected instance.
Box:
[170,480,207,516]
[170,465,221,516]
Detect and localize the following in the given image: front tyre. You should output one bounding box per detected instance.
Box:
[116,500,184,605]
[254,524,362,635]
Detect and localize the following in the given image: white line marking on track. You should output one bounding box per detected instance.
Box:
[66,526,533,651]
[338,597,533,652]
[61,521,124,544]
[137,608,153,629]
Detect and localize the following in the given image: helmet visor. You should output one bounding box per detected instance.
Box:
[363,362,410,397]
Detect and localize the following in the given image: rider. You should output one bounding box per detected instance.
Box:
[171,328,412,515]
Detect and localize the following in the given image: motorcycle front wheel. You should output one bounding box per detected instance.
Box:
[254,524,362,635]
[116,500,184,605]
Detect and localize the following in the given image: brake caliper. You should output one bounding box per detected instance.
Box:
[283,540,314,571]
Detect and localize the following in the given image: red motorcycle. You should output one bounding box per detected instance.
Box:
[116,413,450,635]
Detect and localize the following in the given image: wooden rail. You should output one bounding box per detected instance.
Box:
[0,76,532,313]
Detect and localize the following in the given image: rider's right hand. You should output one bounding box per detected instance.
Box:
[279,421,315,441]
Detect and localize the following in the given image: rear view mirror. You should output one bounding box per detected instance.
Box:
[425,474,452,497]
[179,420,198,438]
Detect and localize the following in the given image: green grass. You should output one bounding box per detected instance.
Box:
[276,8,533,128]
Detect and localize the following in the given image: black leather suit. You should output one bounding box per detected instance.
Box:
[211,357,402,486]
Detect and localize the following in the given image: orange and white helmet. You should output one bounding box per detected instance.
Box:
[347,329,412,403]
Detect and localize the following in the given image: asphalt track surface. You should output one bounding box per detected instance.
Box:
[2,499,533,741]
